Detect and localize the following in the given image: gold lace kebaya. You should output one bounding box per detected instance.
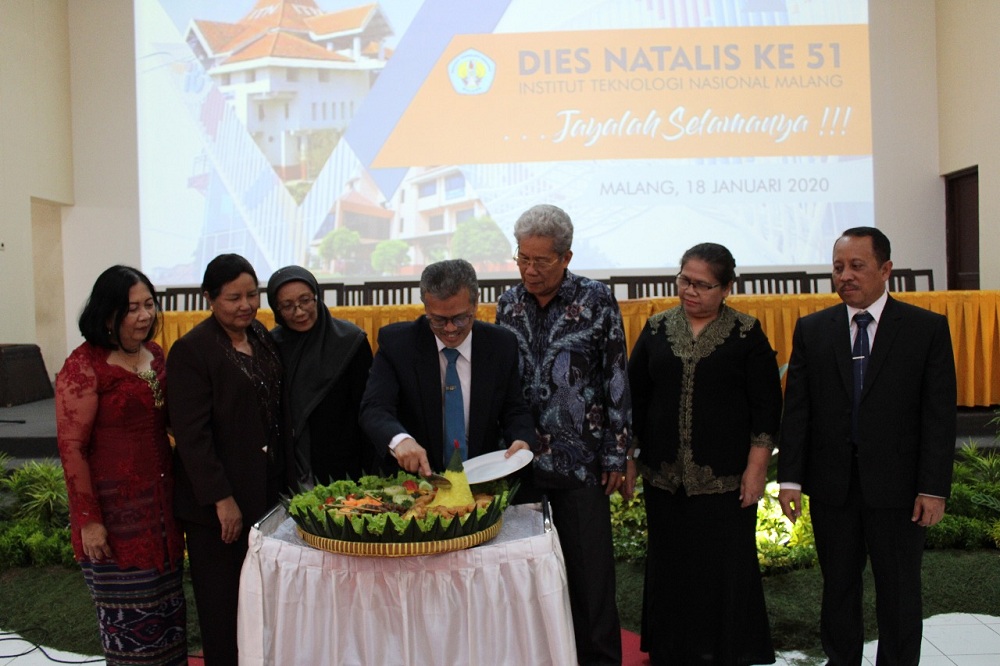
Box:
[136,369,164,409]
[635,305,776,495]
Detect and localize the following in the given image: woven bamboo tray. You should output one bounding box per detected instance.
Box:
[297,518,503,557]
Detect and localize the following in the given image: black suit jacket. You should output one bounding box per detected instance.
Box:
[167,316,292,527]
[778,295,956,508]
[360,318,537,471]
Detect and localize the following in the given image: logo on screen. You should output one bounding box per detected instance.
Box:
[448,49,496,95]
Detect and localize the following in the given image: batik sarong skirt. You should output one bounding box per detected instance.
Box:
[80,561,187,666]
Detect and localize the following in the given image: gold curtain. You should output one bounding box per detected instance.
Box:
[157,291,999,407]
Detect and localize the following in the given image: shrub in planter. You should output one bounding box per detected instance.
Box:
[609,479,821,574]
[990,519,1000,549]
[0,459,69,527]
[926,514,994,549]
[972,487,1000,516]
[946,483,998,521]
[25,529,75,567]
[0,518,75,569]
[756,483,817,575]
[0,519,44,568]
[610,481,647,563]
[954,442,1000,485]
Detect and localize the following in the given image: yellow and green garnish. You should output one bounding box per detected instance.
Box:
[285,467,515,544]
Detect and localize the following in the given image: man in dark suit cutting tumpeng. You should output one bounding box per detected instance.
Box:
[360,259,535,476]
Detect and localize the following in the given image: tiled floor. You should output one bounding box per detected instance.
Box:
[2,614,999,665]
[773,613,1000,666]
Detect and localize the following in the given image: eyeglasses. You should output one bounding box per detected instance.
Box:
[277,295,317,316]
[427,311,475,329]
[513,253,562,270]
[675,275,721,294]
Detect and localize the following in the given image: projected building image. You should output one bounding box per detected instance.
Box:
[137,0,871,285]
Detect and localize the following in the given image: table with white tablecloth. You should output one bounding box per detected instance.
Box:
[237,503,577,665]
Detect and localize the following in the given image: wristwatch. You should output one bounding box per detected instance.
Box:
[626,448,640,461]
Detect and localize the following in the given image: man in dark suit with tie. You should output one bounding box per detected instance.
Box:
[360,259,535,475]
[778,227,957,666]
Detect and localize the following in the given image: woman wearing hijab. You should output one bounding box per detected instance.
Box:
[267,266,377,484]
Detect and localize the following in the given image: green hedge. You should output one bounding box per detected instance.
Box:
[4,447,1000,571]
[610,479,818,574]
[610,443,1000,573]
[0,458,75,569]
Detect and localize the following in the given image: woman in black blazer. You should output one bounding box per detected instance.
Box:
[167,254,290,666]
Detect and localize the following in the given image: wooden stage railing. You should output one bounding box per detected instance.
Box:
[155,291,1000,408]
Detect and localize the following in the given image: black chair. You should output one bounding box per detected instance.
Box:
[888,268,916,292]
[163,286,209,310]
[608,275,678,299]
[734,272,809,295]
[806,273,834,294]
[316,282,346,306]
[365,281,420,305]
[477,278,519,303]
[340,283,369,306]
[156,290,176,311]
[908,268,935,291]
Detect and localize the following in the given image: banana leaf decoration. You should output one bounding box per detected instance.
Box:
[281,476,519,544]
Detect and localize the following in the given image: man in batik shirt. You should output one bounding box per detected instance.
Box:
[496,203,632,666]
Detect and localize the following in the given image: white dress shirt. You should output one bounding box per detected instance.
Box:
[389,332,473,453]
[780,289,888,492]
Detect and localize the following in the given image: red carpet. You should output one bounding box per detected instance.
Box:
[623,628,650,666]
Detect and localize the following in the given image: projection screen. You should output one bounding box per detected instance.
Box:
[135,0,871,284]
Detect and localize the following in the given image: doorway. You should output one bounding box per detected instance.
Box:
[945,166,979,290]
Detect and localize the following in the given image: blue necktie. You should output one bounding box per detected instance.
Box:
[442,347,467,462]
[851,311,874,443]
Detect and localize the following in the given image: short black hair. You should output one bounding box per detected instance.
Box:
[839,227,891,265]
[679,243,737,286]
[78,265,160,349]
[420,259,479,305]
[201,254,259,300]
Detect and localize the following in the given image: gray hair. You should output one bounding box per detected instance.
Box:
[513,204,574,255]
[420,259,479,305]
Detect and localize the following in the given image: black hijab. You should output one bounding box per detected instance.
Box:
[267,266,367,481]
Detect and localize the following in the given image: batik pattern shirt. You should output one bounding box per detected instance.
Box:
[496,271,632,487]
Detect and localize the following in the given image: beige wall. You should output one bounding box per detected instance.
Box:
[0,0,74,377]
[31,199,68,376]
[869,0,946,277]
[61,0,142,359]
[1,0,996,366]
[936,0,1000,285]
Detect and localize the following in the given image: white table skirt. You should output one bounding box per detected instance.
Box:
[237,504,577,665]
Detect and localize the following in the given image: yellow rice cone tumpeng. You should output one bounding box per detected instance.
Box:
[428,440,475,508]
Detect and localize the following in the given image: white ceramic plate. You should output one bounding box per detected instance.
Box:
[464,449,534,484]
